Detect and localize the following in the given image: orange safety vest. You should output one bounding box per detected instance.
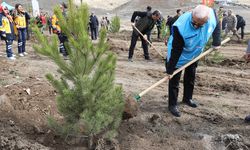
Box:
[51,14,61,34]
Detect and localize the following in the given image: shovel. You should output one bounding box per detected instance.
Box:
[132,24,165,59]
[123,37,231,119]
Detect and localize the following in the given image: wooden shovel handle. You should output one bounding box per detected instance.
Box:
[138,37,231,98]
[132,24,165,58]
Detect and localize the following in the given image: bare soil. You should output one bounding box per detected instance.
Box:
[111,32,250,150]
[0,30,250,150]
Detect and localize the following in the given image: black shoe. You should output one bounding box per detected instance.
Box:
[183,99,198,108]
[245,115,250,123]
[145,57,152,61]
[168,105,181,117]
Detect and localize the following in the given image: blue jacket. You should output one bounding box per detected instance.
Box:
[167,8,217,68]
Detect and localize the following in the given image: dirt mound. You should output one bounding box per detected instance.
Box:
[108,30,132,41]
[108,37,129,54]
[212,82,249,94]
[196,74,250,95]
[0,77,57,118]
[203,58,249,70]
[0,76,66,149]
[219,59,249,67]
[0,135,49,150]
[145,69,166,80]
[215,134,250,150]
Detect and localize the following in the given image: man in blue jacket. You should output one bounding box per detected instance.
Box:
[166,5,221,117]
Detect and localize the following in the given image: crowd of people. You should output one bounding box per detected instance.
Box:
[0,4,30,60]
[0,2,111,60]
[88,13,110,40]
[218,6,246,41]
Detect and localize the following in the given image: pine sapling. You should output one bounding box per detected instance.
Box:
[109,15,120,33]
[33,1,124,148]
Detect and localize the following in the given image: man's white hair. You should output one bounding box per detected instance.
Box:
[192,5,210,19]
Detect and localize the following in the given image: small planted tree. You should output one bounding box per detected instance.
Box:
[109,15,120,33]
[160,19,167,39]
[33,0,124,148]
[210,50,225,63]
[203,36,225,64]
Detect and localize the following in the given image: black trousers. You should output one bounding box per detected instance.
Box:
[128,31,149,59]
[49,26,52,35]
[90,27,97,40]
[168,62,198,106]
[157,26,161,39]
[146,30,151,43]
[237,26,245,39]
[58,33,68,56]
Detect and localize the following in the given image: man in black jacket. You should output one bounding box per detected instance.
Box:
[167,9,182,36]
[236,14,246,40]
[128,10,161,61]
[89,12,99,40]
[145,6,152,43]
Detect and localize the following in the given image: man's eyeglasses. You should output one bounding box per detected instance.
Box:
[191,21,204,28]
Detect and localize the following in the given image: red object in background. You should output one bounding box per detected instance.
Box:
[202,0,214,7]
[40,15,47,25]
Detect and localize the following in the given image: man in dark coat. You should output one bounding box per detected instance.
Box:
[236,14,246,39]
[89,12,99,40]
[128,10,161,61]
[167,9,182,36]
[145,6,152,43]
[156,16,163,39]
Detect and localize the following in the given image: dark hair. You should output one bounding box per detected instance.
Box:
[219,6,224,9]
[152,10,160,17]
[146,6,152,11]
[61,2,68,9]
[15,3,22,10]
[177,9,181,14]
